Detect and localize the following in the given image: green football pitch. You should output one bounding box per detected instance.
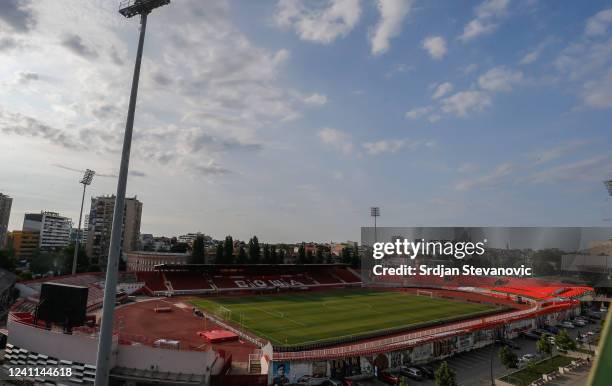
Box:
[190,290,499,347]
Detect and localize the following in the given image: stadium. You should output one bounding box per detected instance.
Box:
[2,261,596,386]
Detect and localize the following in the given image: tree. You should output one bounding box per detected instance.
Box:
[350,246,360,268]
[532,249,563,275]
[270,245,278,264]
[263,244,271,263]
[537,334,553,361]
[29,250,58,275]
[248,236,261,263]
[306,250,314,264]
[555,329,576,351]
[297,243,306,264]
[315,248,324,264]
[223,236,234,264]
[215,244,224,264]
[435,361,457,386]
[191,236,205,264]
[237,246,247,264]
[341,247,351,265]
[170,242,189,253]
[59,245,89,274]
[279,249,286,264]
[499,346,518,369]
[0,249,16,271]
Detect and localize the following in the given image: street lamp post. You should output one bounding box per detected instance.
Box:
[72,169,94,275]
[94,1,170,385]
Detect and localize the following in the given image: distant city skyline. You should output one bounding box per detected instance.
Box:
[2,1,612,243]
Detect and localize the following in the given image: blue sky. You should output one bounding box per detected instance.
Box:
[1,0,611,242]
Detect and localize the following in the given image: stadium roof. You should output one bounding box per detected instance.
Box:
[154,263,351,270]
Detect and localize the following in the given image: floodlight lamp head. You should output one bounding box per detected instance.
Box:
[605,180,612,197]
[80,169,95,185]
[370,207,380,217]
[119,0,170,18]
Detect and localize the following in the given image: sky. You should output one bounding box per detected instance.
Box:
[1,0,612,243]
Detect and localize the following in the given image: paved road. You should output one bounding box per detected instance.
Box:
[412,321,601,386]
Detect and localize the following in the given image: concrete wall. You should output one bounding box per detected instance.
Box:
[8,318,106,365]
[116,344,217,374]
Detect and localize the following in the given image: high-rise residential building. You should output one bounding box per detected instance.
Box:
[23,211,72,250]
[0,193,12,248]
[86,195,142,268]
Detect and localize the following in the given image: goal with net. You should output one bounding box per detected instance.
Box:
[218,305,232,321]
[416,289,434,298]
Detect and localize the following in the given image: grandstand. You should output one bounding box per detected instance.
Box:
[135,264,361,295]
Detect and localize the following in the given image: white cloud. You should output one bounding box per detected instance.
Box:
[459,0,510,42]
[318,127,353,154]
[475,0,510,19]
[463,63,479,74]
[519,50,539,64]
[421,36,447,60]
[454,162,513,191]
[585,9,612,37]
[275,0,361,44]
[582,69,612,108]
[304,93,328,105]
[362,139,406,155]
[405,106,432,119]
[529,139,591,164]
[477,66,523,91]
[370,0,414,55]
[441,91,492,117]
[362,138,431,155]
[526,154,612,184]
[432,82,453,99]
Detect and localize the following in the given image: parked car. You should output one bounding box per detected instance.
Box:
[520,353,537,362]
[521,331,540,340]
[560,321,575,329]
[543,325,560,334]
[574,320,587,327]
[414,365,435,379]
[297,375,331,386]
[502,339,521,350]
[322,380,343,386]
[400,367,424,381]
[379,371,399,385]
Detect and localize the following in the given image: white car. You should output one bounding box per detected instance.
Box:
[574,320,587,327]
[520,354,537,363]
[560,322,575,329]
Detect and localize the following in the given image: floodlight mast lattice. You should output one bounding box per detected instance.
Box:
[94,1,170,385]
[370,206,380,243]
[72,169,95,275]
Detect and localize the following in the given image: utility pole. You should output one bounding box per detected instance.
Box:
[94,1,170,384]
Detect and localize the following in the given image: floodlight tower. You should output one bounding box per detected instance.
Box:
[370,206,380,242]
[72,169,95,275]
[605,180,612,222]
[94,1,170,385]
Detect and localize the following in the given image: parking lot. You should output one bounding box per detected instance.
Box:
[409,317,602,386]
